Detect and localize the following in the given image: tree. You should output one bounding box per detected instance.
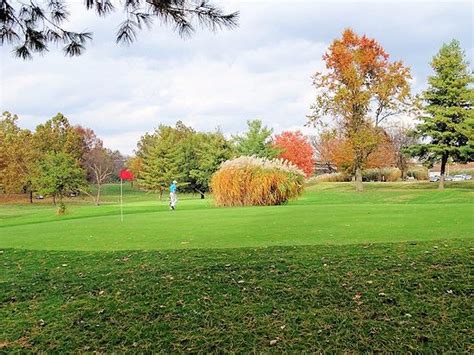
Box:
[1,0,238,59]
[126,156,144,186]
[364,131,396,170]
[138,123,189,199]
[308,29,414,191]
[0,112,35,199]
[187,131,233,198]
[386,124,416,180]
[109,149,126,182]
[233,120,280,159]
[314,128,397,176]
[310,133,336,174]
[74,125,102,159]
[273,131,315,177]
[32,113,84,161]
[32,151,86,213]
[407,40,473,189]
[138,122,233,199]
[83,145,114,205]
[318,131,355,174]
[74,124,125,203]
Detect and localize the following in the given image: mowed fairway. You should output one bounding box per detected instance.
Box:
[1,182,473,250]
[1,182,473,352]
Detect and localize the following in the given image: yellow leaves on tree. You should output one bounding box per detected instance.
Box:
[309,28,413,191]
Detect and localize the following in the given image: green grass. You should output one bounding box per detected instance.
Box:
[1,182,473,351]
[1,182,473,251]
[1,241,472,352]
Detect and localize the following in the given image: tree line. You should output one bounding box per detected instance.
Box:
[0,112,315,207]
[1,30,472,205]
[0,112,125,210]
[127,119,315,199]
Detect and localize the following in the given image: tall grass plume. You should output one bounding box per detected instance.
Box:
[211,156,305,207]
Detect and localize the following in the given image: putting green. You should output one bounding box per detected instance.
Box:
[1,182,473,251]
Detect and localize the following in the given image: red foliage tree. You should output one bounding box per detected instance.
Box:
[274,131,315,177]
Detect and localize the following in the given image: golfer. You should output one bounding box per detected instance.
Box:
[169,180,178,210]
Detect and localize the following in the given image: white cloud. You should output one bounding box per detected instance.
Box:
[1,1,472,154]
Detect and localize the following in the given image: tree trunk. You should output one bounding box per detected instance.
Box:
[52,195,56,205]
[95,184,101,206]
[439,154,448,190]
[195,188,205,199]
[57,196,66,215]
[400,164,406,181]
[29,191,33,204]
[355,166,363,192]
[159,189,163,200]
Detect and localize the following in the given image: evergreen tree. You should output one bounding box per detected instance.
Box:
[1,0,238,59]
[138,123,190,199]
[408,40,473,189]
[188,131,234,198]
[233,120,280,159]
[138,122,233,199]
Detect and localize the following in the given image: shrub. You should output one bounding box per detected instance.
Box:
[211,156,305,206]
[407,166,429,180]
[362,168,401,182]
[310,173,351,183]
[449,168,474,176]
[386,168,402,182]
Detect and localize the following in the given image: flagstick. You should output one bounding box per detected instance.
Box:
[120,178,123,222]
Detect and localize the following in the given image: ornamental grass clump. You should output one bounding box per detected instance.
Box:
[211,156,305,207]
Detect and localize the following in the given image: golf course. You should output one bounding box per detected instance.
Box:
[1,182,473,351]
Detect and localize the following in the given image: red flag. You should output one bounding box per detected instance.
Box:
[119,169,134,181]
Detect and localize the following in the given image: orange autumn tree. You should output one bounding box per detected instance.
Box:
[316,131,353,172]
[273,131,315,177]
[317,129,396,174]
[308,29,413,191]
[365,132,397,169]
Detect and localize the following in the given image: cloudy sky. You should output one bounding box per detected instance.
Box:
[1,0,472,155]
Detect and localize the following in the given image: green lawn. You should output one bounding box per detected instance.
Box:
[1,182,473,250]
[1,182,473,351]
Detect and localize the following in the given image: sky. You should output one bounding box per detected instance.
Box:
[0,0,472,155]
